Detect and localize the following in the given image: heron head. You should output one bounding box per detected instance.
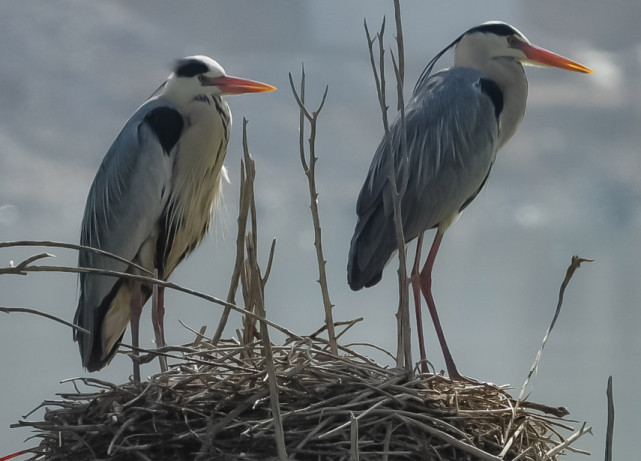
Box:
[455,21,592,74]
[163,55,275,103]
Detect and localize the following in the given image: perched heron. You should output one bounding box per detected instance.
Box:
[74,55,275,381]
[348,22,592,379]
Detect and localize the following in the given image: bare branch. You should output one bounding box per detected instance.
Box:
[605,375,614,461]
[0,240,153,276]
[393,0,405,105]
[212,118,253,345]
[504,255,593,447]
[365,6,411,371]
[1,261,301,341]
[0,306,90,334]
[227,135,286,458]
[289,67,338,356]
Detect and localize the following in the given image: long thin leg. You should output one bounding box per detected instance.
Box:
[419,227,462,380]
[151,269,168,373]
[411,234,428,373]
[129,280,144,383]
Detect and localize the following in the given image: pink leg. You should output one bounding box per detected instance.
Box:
[419,227,463,380]
[129,280,144,383]
[151,275,168,372]
[411,234,428,373]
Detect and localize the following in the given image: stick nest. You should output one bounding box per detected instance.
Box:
[15,336,586,460]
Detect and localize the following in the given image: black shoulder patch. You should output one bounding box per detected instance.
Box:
[466,22,517,37]
[175,58,209,78]
[479,78,504,119]
[144,106,184,154]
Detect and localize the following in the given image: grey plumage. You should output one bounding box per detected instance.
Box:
[346,21,591,379]
[74,56,274,372]
[348,67,501,289]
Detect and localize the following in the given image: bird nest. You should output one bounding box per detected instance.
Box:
[14,333,589,460]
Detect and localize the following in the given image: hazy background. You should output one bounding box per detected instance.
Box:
[1,1,640,458]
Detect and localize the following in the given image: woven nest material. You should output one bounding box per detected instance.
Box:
[14,335,588,460]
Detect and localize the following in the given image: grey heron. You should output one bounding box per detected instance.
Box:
[348,22,592,379]
[74,55,275,381]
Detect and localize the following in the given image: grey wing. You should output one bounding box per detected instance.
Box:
[348,68,501,289]
[74,101,180,365]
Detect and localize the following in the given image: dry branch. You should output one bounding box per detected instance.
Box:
[211,118,256,345]
[288,67,338,356]
[364,8,411,371]
[0,307,89,335]
[0,252,301,342]
[605,375,614,461]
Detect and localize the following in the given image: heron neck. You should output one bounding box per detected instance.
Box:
[481,58,528,148]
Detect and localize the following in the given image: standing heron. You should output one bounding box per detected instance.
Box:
[74,56,275,381]
[348,22,592,379]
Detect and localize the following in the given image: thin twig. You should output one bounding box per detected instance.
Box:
[288,67,338,356]
[236,132,287,459]
[0,240,153,275]
[1,259,301,341]
[505,255,592,446]
[211,118,254,345]
[517,256,593,400]
[391,0,411,372]
[545,422,593,457]
[605,375,614,461]
[364,11,411,371]
[0,307,89,335]
[349,412,359,461]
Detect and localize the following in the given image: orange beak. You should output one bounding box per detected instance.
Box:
[207,75,276,95]
[515,42,593,74]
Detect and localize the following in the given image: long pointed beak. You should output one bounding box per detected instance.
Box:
[207,75,276,95]
[517,42,593,74]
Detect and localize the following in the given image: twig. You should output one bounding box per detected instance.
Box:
[1,259,302,341]
[288,67,338,356]
[517,256,593,399]
[0,240,153,275]
[605,375,614,461]
[392,0,405,110]
[505,255,592,447]
[396,413,503,461]
[349,412,359,461]
[212,118,254,345]
[391,0,411,373]
[0,306,89,335]
[234,128,287,459]
[546,422,593,457]
[364,10,411,371]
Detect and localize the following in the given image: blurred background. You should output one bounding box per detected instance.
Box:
[1,0,639,457]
